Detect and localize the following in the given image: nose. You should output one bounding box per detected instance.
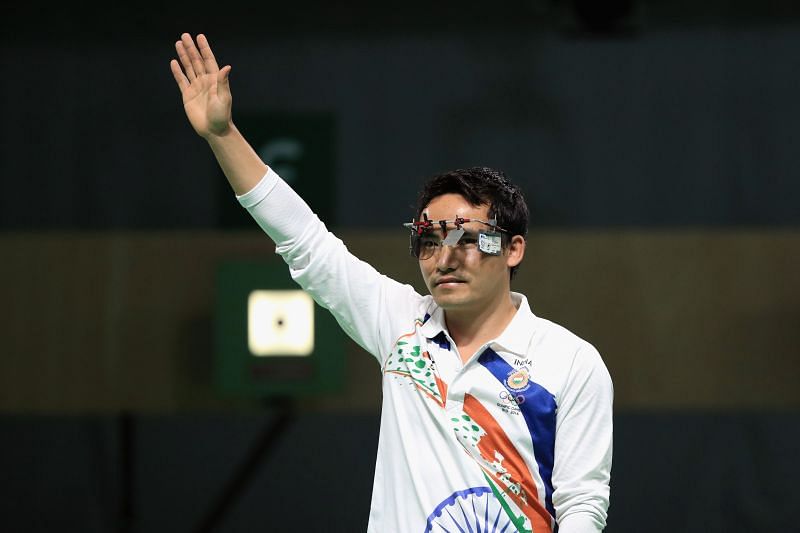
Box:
[435,243,459,272]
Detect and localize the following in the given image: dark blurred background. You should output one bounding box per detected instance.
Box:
[1,1,799,532]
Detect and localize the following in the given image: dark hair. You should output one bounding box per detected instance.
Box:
[414,166,529,280]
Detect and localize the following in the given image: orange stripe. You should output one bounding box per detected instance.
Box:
[463,394,552,533]
[434,374,448,407]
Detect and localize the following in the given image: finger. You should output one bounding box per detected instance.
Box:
[170,59,189,93]
[175,39,196,81]
[196,34,220,73]
[181,33,206,77]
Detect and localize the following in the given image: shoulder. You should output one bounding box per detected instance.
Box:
[529,315,609,379]
[532,315,595,355]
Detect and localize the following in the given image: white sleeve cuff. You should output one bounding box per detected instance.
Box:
[558,510,606,532]
[236,167,280,208]
[233,166,319,247]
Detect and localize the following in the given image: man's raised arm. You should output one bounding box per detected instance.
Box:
[170,32,266,195]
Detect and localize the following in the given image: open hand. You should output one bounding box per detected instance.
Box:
[170,33,232,138]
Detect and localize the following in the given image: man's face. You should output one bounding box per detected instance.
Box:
[418,193,520,314]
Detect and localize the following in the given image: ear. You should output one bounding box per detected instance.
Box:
[505,235,526,269]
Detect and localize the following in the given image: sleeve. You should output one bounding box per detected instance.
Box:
[236,168,423,363]
[551,342,614,532]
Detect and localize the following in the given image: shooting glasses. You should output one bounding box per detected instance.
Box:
[403,214,510,260]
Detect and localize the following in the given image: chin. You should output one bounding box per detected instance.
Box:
[431,291,469,309]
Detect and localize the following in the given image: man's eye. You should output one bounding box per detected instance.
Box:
[461,236,478,245]
[421,239,438,248]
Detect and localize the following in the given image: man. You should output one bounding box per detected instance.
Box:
[170,33,613,532]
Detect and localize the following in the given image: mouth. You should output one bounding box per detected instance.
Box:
[435,277,466,287]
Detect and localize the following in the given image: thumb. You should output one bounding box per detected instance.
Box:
[218,65,232,88]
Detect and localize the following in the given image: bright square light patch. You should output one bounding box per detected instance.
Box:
[247,290,315,356]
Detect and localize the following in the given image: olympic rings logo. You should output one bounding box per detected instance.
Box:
[499,390,526,405]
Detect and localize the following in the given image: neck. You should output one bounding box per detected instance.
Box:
[443,292,518,352]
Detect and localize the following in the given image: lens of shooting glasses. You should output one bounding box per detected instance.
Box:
[410,234,436,260]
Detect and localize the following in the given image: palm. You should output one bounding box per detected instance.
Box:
[182,70,230,136]
[170,34,232,138]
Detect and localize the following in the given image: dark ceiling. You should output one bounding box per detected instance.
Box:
[4,1,800,44]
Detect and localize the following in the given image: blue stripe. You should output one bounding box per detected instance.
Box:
[478,348,557,520]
